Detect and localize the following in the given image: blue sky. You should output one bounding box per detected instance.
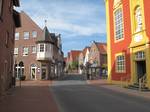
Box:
[18,0,106,56]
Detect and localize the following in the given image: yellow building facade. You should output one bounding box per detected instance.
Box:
[105,0,150,89]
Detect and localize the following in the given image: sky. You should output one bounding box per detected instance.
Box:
[18,0,106,56]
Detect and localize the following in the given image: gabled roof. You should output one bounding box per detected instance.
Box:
[95,42,107,54]
[70,50,82,61]
[36,27,58,44]
[19,11,43,31]
[82,46,90,57]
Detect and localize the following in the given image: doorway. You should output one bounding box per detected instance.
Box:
[31,67,36,80]
[136,60,146,82]
[41,68,46,80]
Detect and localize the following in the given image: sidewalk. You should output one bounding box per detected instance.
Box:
[88,79,150,100]
[0,80,58,112]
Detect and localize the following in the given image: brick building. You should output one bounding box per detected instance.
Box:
[14,11,43,80]
[78,47,90,74]
[0,0,20,95]
[88,41,107,78]
[105,0,150,88]
[14,11,64,80]
[66,50,81,73]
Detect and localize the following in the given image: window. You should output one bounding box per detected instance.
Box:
[4,60,8,78]
[32,46,36,53]
[5,31,9,47]
[32,31,37,38]
[114,8,124,41]
[116,55,125,73]
[14,48,19,55]
[15,32,19,40]
[135,51,145,60]
[40,44,44,52]
[24,32,29,39]
[23,47,29,56]
[0,0,3,17]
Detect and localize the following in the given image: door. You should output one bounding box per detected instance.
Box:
[31,67,36,80]
[41,68,46,80]
[136,61,146,82]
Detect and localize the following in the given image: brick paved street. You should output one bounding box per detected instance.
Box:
[0,81,58,112]
[1,75,150,112]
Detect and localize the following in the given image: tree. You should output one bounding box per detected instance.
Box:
[71,61,79,70]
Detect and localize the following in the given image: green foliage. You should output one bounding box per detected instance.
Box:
[71,61,79,70]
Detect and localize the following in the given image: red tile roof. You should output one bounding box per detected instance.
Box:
[95,42,107,54]
[70,50,82,61]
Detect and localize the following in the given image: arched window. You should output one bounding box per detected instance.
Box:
[134,6,143,32]
[114,8,124,40]
[31,64,36,67]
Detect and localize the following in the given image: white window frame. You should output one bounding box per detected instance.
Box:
[40,44,45,52]
[32,46,36,54]
[116,55,126,73]
[24,32,30,40]
[114,8,124,41]
[23,47,29,56]
[15,32,19,40]
[14,48,19,55]
[32,31,37,38]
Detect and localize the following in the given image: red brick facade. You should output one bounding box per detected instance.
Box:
[0,0,20,95]
[15,11,43,80]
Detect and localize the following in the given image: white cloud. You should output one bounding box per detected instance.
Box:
[20,0,106,37]
[19,0,106,55]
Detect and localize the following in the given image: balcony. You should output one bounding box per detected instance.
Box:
[36,52,53,61]
[36,43,53,61]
